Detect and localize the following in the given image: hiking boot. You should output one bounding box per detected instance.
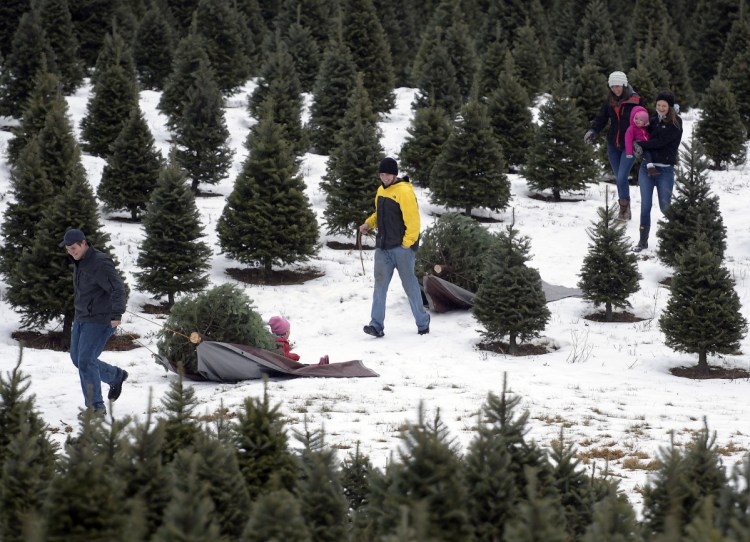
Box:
[633,225,650,252]
[363,325,384,338]
[617,199,631,221]
[647,165,658,176]
[108,369,128,401]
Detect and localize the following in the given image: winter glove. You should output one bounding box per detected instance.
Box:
[633,142,643,158]
[583,129,595,145]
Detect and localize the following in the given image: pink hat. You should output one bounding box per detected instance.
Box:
[268,316,290,336]
[634,110,649,125]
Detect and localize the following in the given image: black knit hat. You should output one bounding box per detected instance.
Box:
[655,90,675,108]
[378,157,398,176]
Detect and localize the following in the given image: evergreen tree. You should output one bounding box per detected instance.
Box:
[656,30,696,110]
[502,472,567,542]
[235,0,268,70]
[476,29,510,99]
[274,0,337,57]
[158,30,211,129]
[193,0,251,93]
[578,192,641,321]
[218,103,319,275]
[230,382,298,500]
[657,141,727,268]
[695,78,746,170]
[548,0,590,80]
[294,424,350,542]
[376,0,422,87]
[718,14,750,78]
[569,0,620,77]
[721,457,750,541]
[98,104,164,220]
[659,232,747,374]
[512,24,548,98]
[135,159,212,307]
[157,371,203,463]
[430,99,510,217]
[0,0,29,59]
[39,0,84,94]
[133,2,175,90]
[89,28,137,89]
[68,0,120,68]
[284,19,320,93]
[724,39,750,133]
[523,85,598,201]
[165,0,200,35]
[5,61,61,167]
[79,53,140,158]
[308,35,359,155]
[241,489,311,542]
[378,405,473,541]
[340,442,373,517]
[340,0,395,113]
[399,105,452,187]
[0,139,56,280]
[486,55,534,172]
[411,35,463,116]
[473,218,550,354]
[570,60,609,133]
[683,498,732,542]
[151,451,223,541]
[582,485,644,542]
[174,57,234,193]
[248,32,306,154]
[320,75,383,236]
[0,9,54,117]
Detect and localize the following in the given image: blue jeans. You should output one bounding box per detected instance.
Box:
[607,144,635,201]
[638,163,675,226]
[70,321,119,409]
[369,247,430,333]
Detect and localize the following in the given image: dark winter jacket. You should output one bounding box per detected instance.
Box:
[639,113,683,166]
[73,246,127,324]
[590,85,646,149]
[364,177,421,251]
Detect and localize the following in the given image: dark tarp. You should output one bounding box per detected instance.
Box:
[422,274,583,313]
[155,341,379,382]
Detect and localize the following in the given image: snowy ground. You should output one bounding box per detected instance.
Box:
[0,84,749,513]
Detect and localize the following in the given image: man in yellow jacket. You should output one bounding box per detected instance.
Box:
[359,157,430,337]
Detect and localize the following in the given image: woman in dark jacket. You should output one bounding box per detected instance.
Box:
[585,71,646,221]
[632,90,683,252]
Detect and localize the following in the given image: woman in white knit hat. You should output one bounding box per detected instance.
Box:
[584,70,646,221]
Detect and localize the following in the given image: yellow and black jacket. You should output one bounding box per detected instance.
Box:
[364,177,420,251]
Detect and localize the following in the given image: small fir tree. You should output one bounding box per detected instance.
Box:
[133,3,174,90]
[570,60,609,131]
[476,26,509,98]
[694,77,747,169]
[174,57,234,193]
[569,0,620,76]
[430,99,510,217]
[578,192,641,321]
[340,442,373,516]
[135,159,211,307]
[725,40,750,133]
[512,24,549,98]
[501,470,567,542]
[486,54,534,171]
[218,103,319,274]
[659,233,747,374]
[97,104,164,220]
[320,75,383,236]
[523,85,598,201]
[308,36,359,155]
[582,485,644,542]
[284,20,320,93]
[241,490,311,542]
[473,217,550,354]
[399,105,452,187]
[157,372,204,463]
[88,28,137,94]
[411,35,463,117]
[657,142,727,268]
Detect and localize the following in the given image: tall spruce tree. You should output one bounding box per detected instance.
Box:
[473,218,550,354]
[399,105,452,187]
[578,192,641,321]
[68,0,120,68]
[512,24,549,98]
[657,142,727,268]
[695,78,747,170]
[340,0,395,114]
[308,36,359,155]
[320,75,383,236]
[98,104,164,220]
[39,0,84,94]
[158,30,211,129]
[89,28,137,90]
[241,490,311,542]
[476,24,509,99]
[230,382,298,500]
[174,57,234,193]
[430,99,510,217]
[486,54,534,172]
[523,85,597,201]
[0,0,29,59]
[79,44,140,158]
[411,35,463,116]
[284,19,321,93]
[659,233,747,375]
[0,9,54,117]
[193,0,251,93]
[569,0,620,77]
[217,103,319,275]
[133,2,175,90]
[135,159,212,307]
[247,32,306,155]
[724,39,750,133]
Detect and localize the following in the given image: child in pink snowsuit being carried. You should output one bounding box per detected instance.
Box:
[625,106,657,176]
[268,316,329,365]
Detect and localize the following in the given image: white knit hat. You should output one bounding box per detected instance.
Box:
[608,71,628,87]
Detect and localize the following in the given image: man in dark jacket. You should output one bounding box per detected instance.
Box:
[359,157,430,337]
[60,229,128,415]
